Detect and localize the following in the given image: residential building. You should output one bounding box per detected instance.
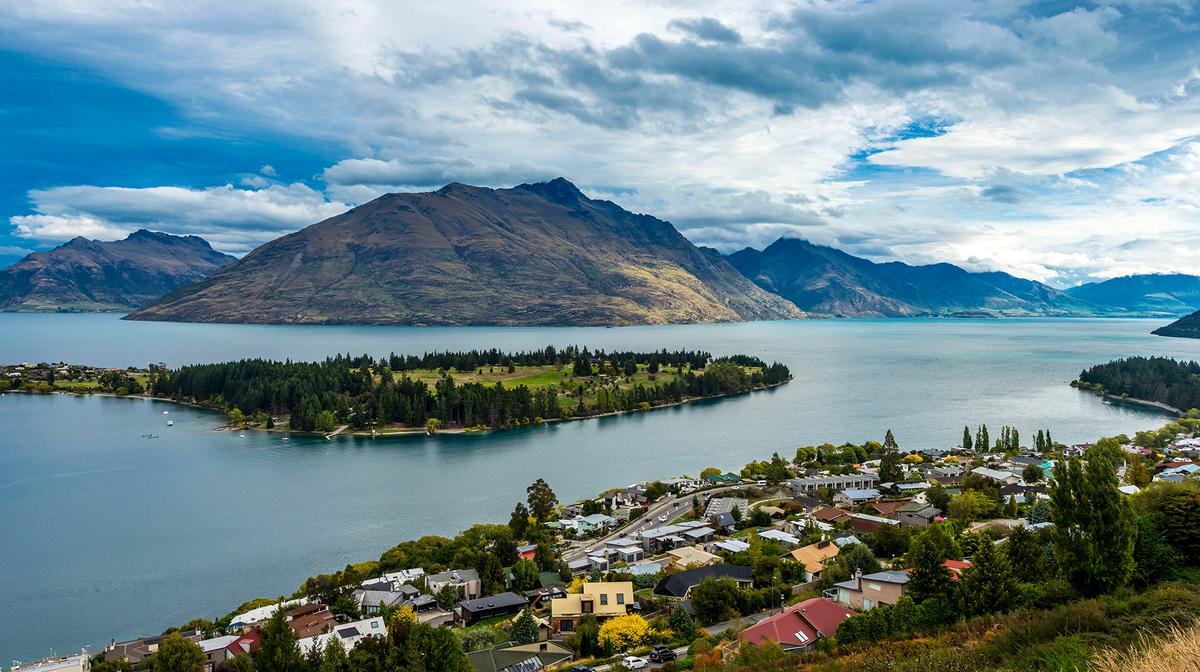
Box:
[426,569,482,600]
[703,497,750,519]
[653,565,753,598]
[809,506,852,524]
[971,467,1022,485]
[105,630,205,664]
[548,582,635,633]
[739,597,855,652]
[833,488,881,506]
[833,570,910,609]
[11,653,90,672]
[226,599,308,631]
[605,537,645,563]
[758,529,800,548]
[198,636,239,672]
[298,616,388,655]
[666,545,722,569]
[711,538,751,554]
[466,640,574,672]
[285,604,337,640]
[787,473,879,495]
[788,540,840,582]
[353,585,420,615]
[455,592,530,626]
[870,498,913,517]
[849,513,899,534]
[896,501,940,527]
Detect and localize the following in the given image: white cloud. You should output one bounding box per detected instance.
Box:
[12,183,351,254]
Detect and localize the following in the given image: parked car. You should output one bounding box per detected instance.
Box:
[648,646,677,663]
[622,656,648,670]
[658,514,668,522]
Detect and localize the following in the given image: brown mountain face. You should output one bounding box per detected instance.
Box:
[127,179,804,325]
[0,230,235,312]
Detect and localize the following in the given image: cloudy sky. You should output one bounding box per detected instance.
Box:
[1,0,1198,286]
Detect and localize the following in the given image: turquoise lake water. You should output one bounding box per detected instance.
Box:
[1,313,1197,662]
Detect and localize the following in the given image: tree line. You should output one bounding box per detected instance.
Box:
[1075,356,1200,411]
[147,347,790,431]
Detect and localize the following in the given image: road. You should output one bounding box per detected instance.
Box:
[588,645,691,671]
[562,484,750,563]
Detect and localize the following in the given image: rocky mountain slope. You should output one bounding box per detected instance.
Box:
[0,230,234,312]
[1066,274,1200,316]
[727,237,1100,317]
[128,179,803,325]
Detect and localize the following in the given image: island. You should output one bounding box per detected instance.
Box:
[1,347,791,436]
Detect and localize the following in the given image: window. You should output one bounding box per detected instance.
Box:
[599,594,608,605]
[616,593,625,605]
[868,582,881,591]
[560,619,574,632]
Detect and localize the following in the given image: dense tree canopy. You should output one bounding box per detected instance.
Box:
[1075,356,1200,411]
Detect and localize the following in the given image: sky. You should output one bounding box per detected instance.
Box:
[1,0,1199,287]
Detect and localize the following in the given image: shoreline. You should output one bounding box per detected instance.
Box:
[1069,383,1183,416]
[7,379,791,439]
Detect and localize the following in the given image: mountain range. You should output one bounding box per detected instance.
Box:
[0,230,234,312]
[1065,274,1200,316]
[726,238,1098,317]
[127,179,803,325]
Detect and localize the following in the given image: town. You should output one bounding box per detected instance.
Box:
[12,414,1200,672]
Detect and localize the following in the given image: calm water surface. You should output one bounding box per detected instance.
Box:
[1,314,1197,661]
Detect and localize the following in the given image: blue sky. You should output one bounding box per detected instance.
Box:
[1,1,1199,286]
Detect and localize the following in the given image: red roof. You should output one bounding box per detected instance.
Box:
[740,598,855,649]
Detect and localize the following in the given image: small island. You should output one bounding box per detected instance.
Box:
[2,347,791,436]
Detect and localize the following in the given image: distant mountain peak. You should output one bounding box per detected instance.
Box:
[517,177,585,207]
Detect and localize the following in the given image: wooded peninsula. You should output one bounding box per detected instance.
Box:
[1073,356,1200,412]
[145,347,791,434]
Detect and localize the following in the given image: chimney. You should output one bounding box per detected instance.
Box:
[854,568,863,591]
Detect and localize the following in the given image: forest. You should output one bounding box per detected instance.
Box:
[148,346,791,431]
[1074,356,1200,411]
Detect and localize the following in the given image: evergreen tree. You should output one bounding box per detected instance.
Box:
[958,538,1017,616]
[1005,493,1018,518]
[906,524,958,602]
[978,425,990,453]
[669,605,696,638]
[526,479,558,521]
[256,607,305,672]
[1050,452,1136,596]
[510,610,539,644]
[508,502,530,539]
[1003,525,1046,582]
[880,429,903,483]
[962,426,972,452]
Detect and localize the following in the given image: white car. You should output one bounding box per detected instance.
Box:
[658,514,668,522]
[621,656,648,670]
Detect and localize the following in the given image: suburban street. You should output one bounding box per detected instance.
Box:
[562,484,750,563]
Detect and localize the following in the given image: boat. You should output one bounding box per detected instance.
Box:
[162,410,169,415]
[324,435,332,440]
[166,420,174,426]
[239,433,245,438]
[282,436,289,442]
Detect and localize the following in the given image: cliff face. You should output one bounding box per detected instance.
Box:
[0,229,234,311]
[128,179,804,325]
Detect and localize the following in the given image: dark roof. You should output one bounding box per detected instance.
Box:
[653,564,753,598]
[458,592,529,613]
[466,641,573,672]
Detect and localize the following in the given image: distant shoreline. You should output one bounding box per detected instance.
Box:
[6,379,790,439]
[1069,383,1182,416]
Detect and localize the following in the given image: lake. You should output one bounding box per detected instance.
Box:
[1,314,1197,662]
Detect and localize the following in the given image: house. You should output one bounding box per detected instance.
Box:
[833,569,910,609]
[639,524,691,553]
[626,561,664,577]
[11,654,91,672]
[226,599,308,631]
[516,544,538,560]
[456,592,530,626]
[666,545,722,569]
[893,481,933,495]
[653,564,753,598]
[711,538,751,554]
[199,635,240,671]
[740,597,855,652]
[849,513,899,534]
[704,471,742,485]
[833,488,881,506]
[363,568,425,592]
[703,497,750,519]
[467,640,574,672]
[606,538,646,563]
[298,616,388,654]
[285,604,337,640]
[831,533,863,548]
[971,467,1022,485]
[870,498,913,517]
[758,529,800,548]
[427,569,482,600]
[810,506,852,524]
[548,582,635,633]
[896,501,940,527]
[788,540,840,582]
[353,585,420,615]
[682,525,717,545]
[710,511,739,533]
[538,572,565,589]
[105,629,205,664]
[787,473,880,494]
[573,513,617,534]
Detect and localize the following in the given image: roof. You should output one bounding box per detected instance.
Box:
[811,506,851,522]
[625,562,664,576]
[427,568,479,584]
[458,592,529,613]
[834,570,910,590]
[538,571,565,588]
[550,582,634,618]
[653,564,753,598]
[199,636,239,653]
[684,526,717,539]
[788,540,840,573]
[466,641,574,672]
[972,467,1019,482]
[838,488,880,500]
[712,539,751,553]
[759,529,799,545]
[871,498,913,516]
[667,545,721,568]
[578,513,615,525]
[740,598,854,649]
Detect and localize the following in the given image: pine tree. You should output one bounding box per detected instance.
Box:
[880,429,903,483]
[906,524,958,602]
[510,609,539,644]
[962,426,973,452]
[256,607,305,672]
[958,538,1017,616]
[979,424,990,453]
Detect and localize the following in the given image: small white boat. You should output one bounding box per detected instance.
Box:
[162,410,169,415]
[239,433,245,438]
[325,435,332,440]
[166,420,174,426]
[282,436,289,442]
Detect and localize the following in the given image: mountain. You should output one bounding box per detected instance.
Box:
[1066,274,1200,316]
[0,230,235,312]
[127,179,804,325]
[726,237,1100,317]
[1152,310,1200,339]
